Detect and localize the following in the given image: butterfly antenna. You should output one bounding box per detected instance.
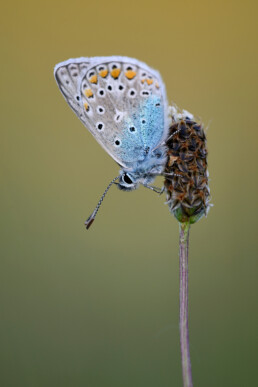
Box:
[85,175,120,230]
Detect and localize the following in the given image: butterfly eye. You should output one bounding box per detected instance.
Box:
[123,173,133,185]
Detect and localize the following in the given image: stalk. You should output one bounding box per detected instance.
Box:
[179,221,193,387]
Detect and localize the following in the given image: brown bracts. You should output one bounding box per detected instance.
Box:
[164,107,211,224]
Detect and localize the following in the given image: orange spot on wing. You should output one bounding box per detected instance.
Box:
[155,82,160,89]
[89,75,97,84]
[141,78,145,84]
[111,68,121,79]
[125,70,136,79]
[84,102,89,111]
[99,69,108,78]
[146,78,153,85]
[84,88,93,98]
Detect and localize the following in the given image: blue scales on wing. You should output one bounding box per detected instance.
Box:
[54,56,169,169]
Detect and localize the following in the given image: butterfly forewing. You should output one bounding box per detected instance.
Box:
[54,58,91,126]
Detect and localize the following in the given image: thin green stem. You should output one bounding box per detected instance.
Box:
[179,221,193,387]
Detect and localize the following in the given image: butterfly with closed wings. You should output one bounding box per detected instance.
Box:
[54,56,170,228]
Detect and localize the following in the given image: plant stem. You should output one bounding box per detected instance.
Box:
[179,221,193,387]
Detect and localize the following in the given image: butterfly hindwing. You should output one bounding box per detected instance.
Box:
[54,56,168,168]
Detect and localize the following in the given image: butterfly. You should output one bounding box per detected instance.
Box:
[54,56,169,228]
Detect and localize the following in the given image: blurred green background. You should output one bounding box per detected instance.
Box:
[1,0,257,386]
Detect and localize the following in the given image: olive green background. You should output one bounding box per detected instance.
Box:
[1,0,257,386]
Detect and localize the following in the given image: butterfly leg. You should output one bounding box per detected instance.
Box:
[143,184,164,195]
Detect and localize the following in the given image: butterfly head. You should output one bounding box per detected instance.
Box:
[118,169,159,191]
[118,147,167,191]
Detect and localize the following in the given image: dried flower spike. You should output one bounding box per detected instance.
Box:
[164,106,211,224]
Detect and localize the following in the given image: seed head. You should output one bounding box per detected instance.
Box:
[164,106,211,224]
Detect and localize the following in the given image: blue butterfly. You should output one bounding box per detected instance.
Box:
[54,56,169,228]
